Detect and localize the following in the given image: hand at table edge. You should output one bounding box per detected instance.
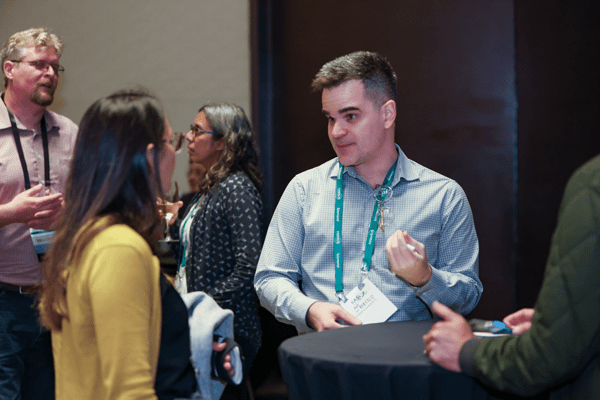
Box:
[422,301,474,373]
[307,301,362,332]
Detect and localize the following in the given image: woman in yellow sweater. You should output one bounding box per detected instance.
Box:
[39,88,230,399]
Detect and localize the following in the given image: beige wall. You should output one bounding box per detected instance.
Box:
[0,0,251,193]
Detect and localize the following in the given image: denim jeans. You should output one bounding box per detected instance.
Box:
[0,288,54,400]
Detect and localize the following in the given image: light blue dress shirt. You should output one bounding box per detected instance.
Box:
[255,145,482,333]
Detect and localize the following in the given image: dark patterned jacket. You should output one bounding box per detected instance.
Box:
[183,171,262,354]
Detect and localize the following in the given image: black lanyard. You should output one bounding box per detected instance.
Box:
[3,100,50,190]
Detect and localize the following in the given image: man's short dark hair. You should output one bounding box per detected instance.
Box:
[311,51,397,107]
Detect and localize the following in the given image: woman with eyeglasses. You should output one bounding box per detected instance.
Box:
[39,89,233,399]
[175,102,263,400]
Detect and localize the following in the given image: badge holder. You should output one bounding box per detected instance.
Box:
[340,278,398,324]
[29,228,55,255]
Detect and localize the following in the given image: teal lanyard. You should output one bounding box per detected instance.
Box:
[334,161,397,295]
[178,194,203,270]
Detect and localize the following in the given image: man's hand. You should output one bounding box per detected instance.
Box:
[422,301,474,373]
[503,308,535,335]
[306,301,362,332]
[386,231,431,286]
[2,185,64,229]
[212,341,234,379]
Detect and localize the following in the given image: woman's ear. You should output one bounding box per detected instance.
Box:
[146,143,156,172]
[215,137,225,151]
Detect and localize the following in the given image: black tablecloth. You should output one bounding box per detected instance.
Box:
[278,320,543,400]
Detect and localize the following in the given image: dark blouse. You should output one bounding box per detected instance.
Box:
[155,274,197,400]
[183,172,262,360]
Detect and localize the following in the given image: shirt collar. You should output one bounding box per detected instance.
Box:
[0,92,56,133]
[330,144,421,186]
[0,93,12,130]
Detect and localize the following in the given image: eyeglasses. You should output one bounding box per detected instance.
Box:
[170,132,185,153]
[11,60,65,76]
[190,124,219,138]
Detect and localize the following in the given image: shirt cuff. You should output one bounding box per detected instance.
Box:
[410,264,441,298]
[291,296,319,333]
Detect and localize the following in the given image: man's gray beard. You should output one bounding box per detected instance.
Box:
[31,87,54,107]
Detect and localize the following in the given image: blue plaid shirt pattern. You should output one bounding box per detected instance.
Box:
[255,146,482,333]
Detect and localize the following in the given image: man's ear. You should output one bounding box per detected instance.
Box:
[382,100,396,129]
[146,143,156,172]
[3,61,14,81]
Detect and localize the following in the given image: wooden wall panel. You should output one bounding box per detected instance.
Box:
[254,0,517,319]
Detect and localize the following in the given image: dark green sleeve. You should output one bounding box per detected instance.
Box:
[460,156,600,397]
[459,336,486,376]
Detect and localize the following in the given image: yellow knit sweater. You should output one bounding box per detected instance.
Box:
[52,222,162,399]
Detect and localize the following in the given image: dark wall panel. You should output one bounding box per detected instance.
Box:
[514,0,600,308]
[257,0,517,319]
[251,1,600,391]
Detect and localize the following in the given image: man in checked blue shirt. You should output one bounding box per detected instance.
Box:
[254,51,482,333]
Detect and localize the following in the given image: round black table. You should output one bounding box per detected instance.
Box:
[278,320,541,400]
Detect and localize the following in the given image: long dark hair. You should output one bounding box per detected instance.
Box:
[40,88,166,331]
[197,102,263,194]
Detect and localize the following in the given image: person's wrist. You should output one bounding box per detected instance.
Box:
[304,301,319,330]
[408,263,432,287]
[4,201,20,225]
[305,301,318,329]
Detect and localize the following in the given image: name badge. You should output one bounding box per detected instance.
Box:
[340,278,398,324]
[29,228,55,255]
